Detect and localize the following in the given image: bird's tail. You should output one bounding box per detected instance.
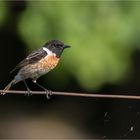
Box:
[1,79,17,95]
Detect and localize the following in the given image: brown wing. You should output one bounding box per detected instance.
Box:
[10,48,47,73]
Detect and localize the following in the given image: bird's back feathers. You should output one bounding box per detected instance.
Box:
[10,48,47,73]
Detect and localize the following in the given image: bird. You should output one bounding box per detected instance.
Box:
[1,40,70,96]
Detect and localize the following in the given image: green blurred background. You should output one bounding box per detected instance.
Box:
[0,1,140,139]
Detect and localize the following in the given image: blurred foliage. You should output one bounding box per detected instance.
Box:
[0,1,7,27]
[2,1,140,90]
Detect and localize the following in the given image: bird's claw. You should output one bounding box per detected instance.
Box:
[45,90,53,99]
[1,92,6,95]
[26,88,32,96]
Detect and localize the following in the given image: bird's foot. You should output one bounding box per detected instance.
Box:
[1,92,6,95]
[26,88,32,96]
[45,89,53,99]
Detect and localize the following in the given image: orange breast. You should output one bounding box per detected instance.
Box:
[40,55,60,70]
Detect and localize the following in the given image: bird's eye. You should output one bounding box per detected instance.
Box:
[52,43,63,49]
[54,44,61,48]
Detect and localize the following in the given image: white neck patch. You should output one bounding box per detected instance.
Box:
[43,47,56,56]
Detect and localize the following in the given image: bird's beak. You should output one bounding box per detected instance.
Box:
[64,45,71,49]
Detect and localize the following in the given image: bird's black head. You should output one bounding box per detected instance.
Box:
[44,40,70,58]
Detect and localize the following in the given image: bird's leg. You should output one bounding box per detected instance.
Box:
[32,80,52,99]
[23,80,32,96]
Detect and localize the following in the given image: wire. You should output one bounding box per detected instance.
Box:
[0,90,140,100]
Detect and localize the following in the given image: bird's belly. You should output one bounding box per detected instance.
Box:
[19,55,60,80]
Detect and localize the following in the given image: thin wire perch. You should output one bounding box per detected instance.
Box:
[0,90,140,100]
